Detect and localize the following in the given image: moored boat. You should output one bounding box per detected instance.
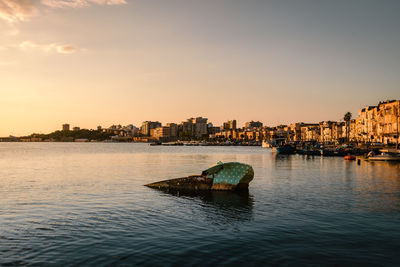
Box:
[344,155,356,161]
[321,148,347,157]
[367,150,400,161]
[297,146,321,156]
[273,144,296,154]
[149,141,162,146]
[145,161,254,191]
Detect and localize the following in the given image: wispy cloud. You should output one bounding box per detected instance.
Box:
[0,0,126,22]
[56,44,76,54]
[41,0,127,8]
[0,0,37,23]
[19,41,78,54]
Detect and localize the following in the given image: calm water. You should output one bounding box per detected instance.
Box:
[1,143,400,266]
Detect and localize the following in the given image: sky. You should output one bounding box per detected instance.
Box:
[0,0,399,136]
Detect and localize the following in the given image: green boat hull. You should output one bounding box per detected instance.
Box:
[146,162,254,191]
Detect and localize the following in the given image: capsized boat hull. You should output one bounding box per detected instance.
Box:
[145,162,254,191]
[146,175,213,191]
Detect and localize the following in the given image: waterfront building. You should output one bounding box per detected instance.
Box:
[266,125,290,142]
[0,136,20,142]
[180,119,194,137]
[356,100,400,144]
[245,121,263,129]
[343,119,357,142]
[223,120,237,130]
[141,121,162,136]
[333,122,345,142]
[166,123,178,138]
[151,126,170,140]
[208,124,221,134]
[318,121,344,143]
[241,129,264,141]
[289,123,318,142]
[319,121,334,143]
[124,125,139,136]
[208,126,221,138]
[300,124,320,142]
[180,117,208,138]
[376,100,399,144]
[260,128,271,141]
[213,129,237,140]
[194,117,208,138]
[356,106,378,143]
[62,124,70,131]
[289,123,302,142]
[103,124,139,137]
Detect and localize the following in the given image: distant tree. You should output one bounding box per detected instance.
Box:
[344,112,352,143]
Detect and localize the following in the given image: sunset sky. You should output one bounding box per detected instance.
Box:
[1,0,399,136]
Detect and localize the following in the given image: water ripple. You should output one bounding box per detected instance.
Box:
[1,143,400,265]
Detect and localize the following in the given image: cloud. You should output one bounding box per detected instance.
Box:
[19,40,39,50]
[56,44,76,54]
[0,0,37,22]
[40,0,127,9]
[0,0,126,22]
[19,41,78,54]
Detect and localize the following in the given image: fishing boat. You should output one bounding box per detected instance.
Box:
[145,161,254,191]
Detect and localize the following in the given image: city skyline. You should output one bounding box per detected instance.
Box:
[1,0,400,136]
[3,99,398,146]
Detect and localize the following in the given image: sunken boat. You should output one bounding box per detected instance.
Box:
[145,161,254,191]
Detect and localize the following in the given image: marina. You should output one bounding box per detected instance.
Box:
[149,140,400,161]
[367,150,400,161]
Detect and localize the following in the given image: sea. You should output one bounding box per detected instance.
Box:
[1,143,400,266]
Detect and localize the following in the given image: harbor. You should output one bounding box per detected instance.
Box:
[2,142,400,266]
[2,0,400,265]
[147,140,400,161]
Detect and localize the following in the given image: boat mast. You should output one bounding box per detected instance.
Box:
[397,103,399,151]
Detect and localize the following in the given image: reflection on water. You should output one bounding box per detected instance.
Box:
[153,188,253,225]
[1,143,400,266]
[353,161,400,212]
[271,153,294,162]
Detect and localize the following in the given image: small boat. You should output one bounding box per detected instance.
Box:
[149,141,162,146]
[145,162,254,191]
[321,148,347,157]
[367,151,400,161]
[344,155,356,161]
[297,147,321,156]
[273,144,296,154]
